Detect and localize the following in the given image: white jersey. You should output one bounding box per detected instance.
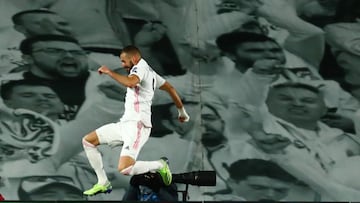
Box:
[120,58,165,127]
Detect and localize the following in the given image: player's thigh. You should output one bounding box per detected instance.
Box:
[96,122,123,145]
[120,121,151,160]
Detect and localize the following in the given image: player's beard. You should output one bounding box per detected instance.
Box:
[125,61,135,73]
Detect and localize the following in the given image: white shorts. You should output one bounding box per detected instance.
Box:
[96,121,151,159]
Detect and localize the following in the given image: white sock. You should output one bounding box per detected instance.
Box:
[122,160,163,175]
[82,139,108,185]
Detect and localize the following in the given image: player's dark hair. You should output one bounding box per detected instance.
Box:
[121,45,142,57]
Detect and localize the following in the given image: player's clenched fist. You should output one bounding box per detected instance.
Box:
[98,65,112,75]
[178,107,190,122]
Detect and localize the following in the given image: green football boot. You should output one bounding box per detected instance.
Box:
[83,182,112,196]
[157,157,172,186]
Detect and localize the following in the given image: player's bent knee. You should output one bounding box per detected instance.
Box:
[82,138,95,148]
[119,165,134,175]
[83,131,100,146]
[118,156,136,175]
[118,156,136,172]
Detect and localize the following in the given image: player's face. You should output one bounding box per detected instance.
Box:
[120,53,135,73]
[266,87,327,125]
[29,41,89,78]
[230,176,290,201]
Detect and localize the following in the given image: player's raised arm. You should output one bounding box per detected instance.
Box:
[159,81,190,122]
[98,65,140,88]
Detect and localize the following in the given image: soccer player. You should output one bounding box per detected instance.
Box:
[82,45,190,196]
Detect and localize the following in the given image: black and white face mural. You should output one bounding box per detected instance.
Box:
[1,0,360,201]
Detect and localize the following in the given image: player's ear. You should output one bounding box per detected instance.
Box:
[131,54,141,64]
[131,55,136,64]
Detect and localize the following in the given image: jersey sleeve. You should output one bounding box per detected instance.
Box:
[129,65,145,81]
[155,72,166,88]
